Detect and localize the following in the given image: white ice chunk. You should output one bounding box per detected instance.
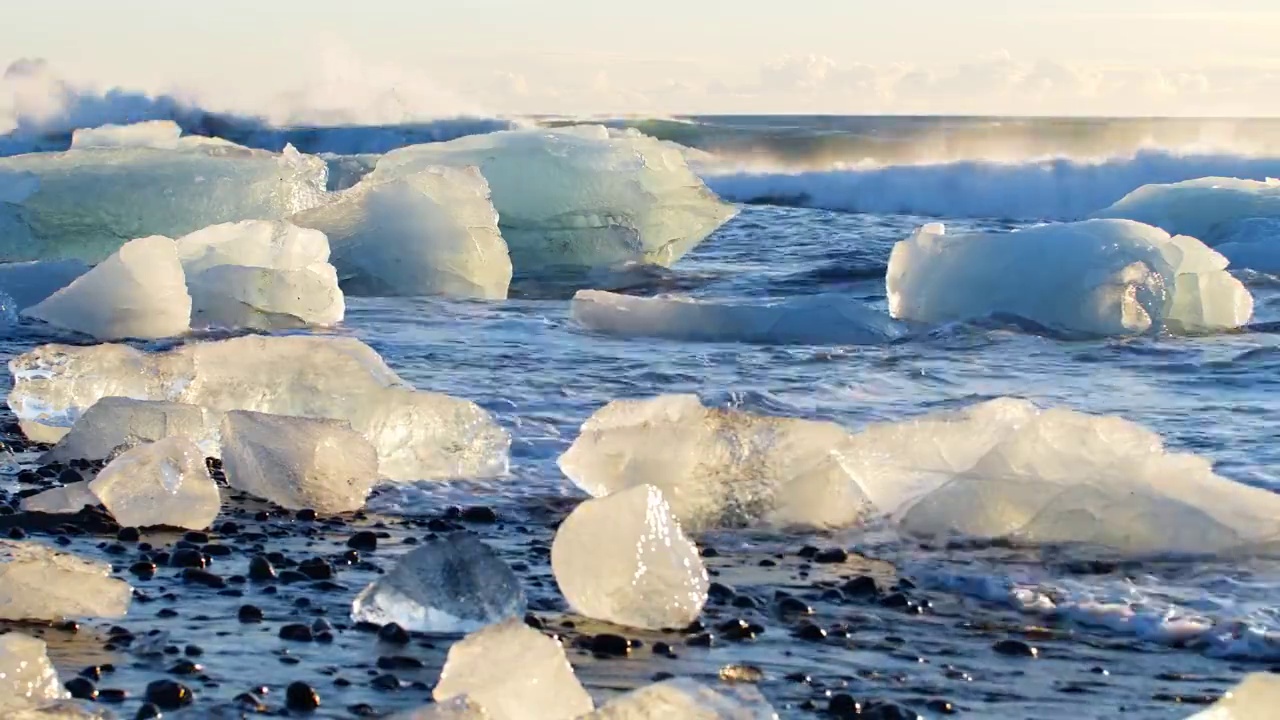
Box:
[387,697,492,720]
[221,410,378,514]
[293,167,511,299]
[1187,673,1280,719]
[22,235,191,340]
[175,220,330,275]
[352,533,525,632]
[552,484,708,630]
[886,219,1253,336]
[369,126,736,273]
[583,678,778,719]
[0,540,131,621]
[0,260,89,310]
[0,634,67,711]
[19,481,97,514]
[1091,176,1280,242]
[433,620,593,720]
[0,137,328,263]
[89,436,221,530]
[571,290,901,344]
[1202,217,1280,274]
[559,395,865,532]
[42,397,219,463]
[70,120,182,150]
[9,335,510,481]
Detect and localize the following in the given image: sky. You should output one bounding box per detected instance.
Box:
[4,0,1280,120]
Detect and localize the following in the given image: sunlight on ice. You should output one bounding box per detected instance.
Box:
[0,540,131,621]
[582,677,779,719]
[88,436,221,530]
[1186,673,1280,719]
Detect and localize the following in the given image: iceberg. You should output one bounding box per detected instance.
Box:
[0,634,67,711]
[220,410,378,514]
[886,220,1253,336]
[22,235,191,340]
[558,395,865,532]
[89,436,221,530]
[351,533,526,632]
[9,335,510,480]
[368,125,736,273]
[70,120,182,150]
[293,167,511,299]
[583,678,778,719]
[41,397,220,463]
[552,485,708,630]
[1187,673,1280,719]
[0,260,89,310]
[0,135,328,263]
[433,620,594,720]
[175,219,331,275]
[387,697,491,720]
[1091,176,1280,242]
[571,290,901,345]
[0,540,132,621]
[1202,217,1280,274]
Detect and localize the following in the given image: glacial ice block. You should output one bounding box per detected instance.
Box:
[0,136,329,263]
[293,167,512,299]
[19,480,97,514]
[9,335,510,481]
[433,620,593,720]
[221,410,378,514]
[552,484,708,630]
[0,540,131,621]
[89,436,221,530]
[582,678,779,719]
[175,219,331,275]
[368,125,737,273]
[0,260,89,310]
[886,219,1253,336]
[1091,176,1280,242]
[558,395,866,532]
[351,533,526,632]
[70,120,182,150]
[1187,673,1280,719]
[22,235,191,340]
[571,290,902,345]
[41,397,220,463]
[0,634,67,710]
[387,697,492,720]
[1201,217,1280,274]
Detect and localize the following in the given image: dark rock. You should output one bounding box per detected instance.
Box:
[65,677,97,700]
[286,682,321,711]
[145,680,193,710]
[347,531,378,551]
[279,624,314,642]
[993,639,1039,658]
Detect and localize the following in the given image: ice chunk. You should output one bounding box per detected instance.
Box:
[9,335,510,481]
[433,620,593,720]
[352,533,525,632]
[0,138,328,263]
[0,540,131,620]
[22,235,191,340]
[42,397,219,463]
[70,120,182,150]
[1091,176,1280,242]
[583,678,778,719]
[1187,673,1280,719]
[88,436,221,530]
[552,485,707,630]
[369,125,736,273]
[0,634,67,710]
[559,395,865,532]
[175,220,331,275]
[886,219,1253,336]
[1202,217,1280,274]
[293,167,511,299]
[19,480,97,514]
[387,697,492,720]
[221,410,378,514]
[571,290,901,345]
[0,260,89,310]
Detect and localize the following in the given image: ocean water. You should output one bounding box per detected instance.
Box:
[2,114,1280,718]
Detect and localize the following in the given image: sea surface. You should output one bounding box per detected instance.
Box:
[3,115,1280,718]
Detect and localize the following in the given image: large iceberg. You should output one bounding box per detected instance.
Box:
[1091,177,1280,242]
[0,134,328,263]
[558,395,864,532]
[9,335,510,480]
[367,125,737,273]
[886,220,1253,336]
[89,436,222,530]
[571,290,901,345]
[293,167,512,299]
[22,235,191,339]
[41,397,220,463]
[0,540,132,621]
[0,260,89,310]
[583,678,778,719]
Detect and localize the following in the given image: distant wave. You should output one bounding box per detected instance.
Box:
[703,151,1280,221]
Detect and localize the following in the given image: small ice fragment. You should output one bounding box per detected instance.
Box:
[583,678,779,719]
[0,540,131,621]
[42,397,220,464]
[385,697,492,720]
[433,620,593,720]
[0,634,68,710]
[352,533,525,633]
[89,436,221,530]
[220,410,378,514]
[19,481,97,514]
[1186,673,1280,719]
[552,484,708,630]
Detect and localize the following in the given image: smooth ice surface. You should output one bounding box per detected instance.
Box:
[9,335,510,481]
[559,395,865,532]
[886,220,1253,336]
[220,410,378,514]
[19,480,97,514]
[552,485,708,630]
[175,220,330,275]
[433,620,593,720]
[352,533,525,632]
[582,678,778,719]
[293,166,511,299]
[88,436,221,530]
[1204,217,1280,273]
[571,290,902,345]
[70,120,181,150]
[1092,176,1280,242]
[369,125,736,272]
[0,260,89,310]
[1187,673,1280,719]
[42,397,219,463]
[0,634,67,711]
[0,540,131,621]
[0,136,328,263]
[22,235,191,340]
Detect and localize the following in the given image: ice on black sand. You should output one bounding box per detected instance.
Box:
[88,436,221,530]
[0,540,131,621]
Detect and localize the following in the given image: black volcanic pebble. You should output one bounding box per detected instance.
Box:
[286,682,321,711]
[167,660,201,675]
[590,634,631,657]
[296,509,318,521]
[238,605,264,623]
[926,699,957,714]
[135,703,162,719]
[168,548,206,569]
[347,531,378,551]
[793,622,828,642]
[279,624,314,642]
[248,555,276,581]
[298,558,334,580]
[181,569,225,588]
[830,694,862,717]
[117,527,141,542]
[813,547,849,563]
[371,674,402,691]
[377,656,425,670]
[129,562,157,579]
[460,506,498,523]
[64,677,97,700]
[842,575,880,597]
[145,680,193,710]
[993,639,1039,657]
[378,623,411,644]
